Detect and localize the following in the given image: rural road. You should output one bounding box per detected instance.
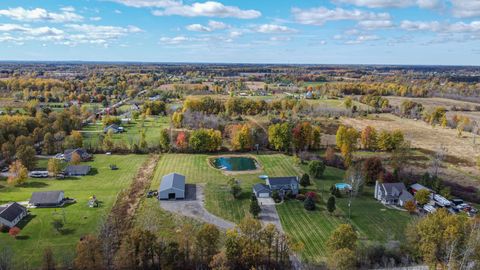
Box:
[258,198,302,270]
[159,184,235,230]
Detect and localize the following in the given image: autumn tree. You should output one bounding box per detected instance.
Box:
[8,227,20,238]
[172,111,183,128]
[16,145,37,170]
[327,224,357,252]
[64,130,83,149]
[70,152,82,165]
[268,122,291,152]
[176,131,188,150]
[404,200,416,214]
[231,124,253,151]
[42,132,55,155]
[414,189,430,205]
[115,228,157,270]
[189,129,222,152]
[336,126,359,167]
[7,160,28,186]
[360,126,377,150]
[74,235,104,270]
[42,247,56,270]
[344,96,353,110]
[47,158,62,176]
[328,248,356,270]
[195,224,220,267]
[362,157,384,185]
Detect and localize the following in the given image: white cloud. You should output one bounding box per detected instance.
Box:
[60,6,76,12]
[292,7,390,26]
[270,36,292,41]
[451,0,480,18]
[256,24,297,33]
[186,20,230,32]
[345,34,380,44]
[357,20,394,29]
[400,20,480,33]
[333,0,442,9]
[160,36,190,44]
[208,20,229,30]
[229,31,242,38]
[106,0,180,8]
[152,1,261,19]
[90,17,102,21]
[114,9,123,14]
[0,7,83,23]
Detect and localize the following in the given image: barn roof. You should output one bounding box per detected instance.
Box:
[159,173,185,192]
[29,191,64,205]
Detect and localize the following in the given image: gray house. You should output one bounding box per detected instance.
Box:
[64,148,92,162]
[64,165,91,176]
[29,191,65,207]
[158,173,185,200]
[253,176,300,198]
[0,202,27,228]
[374,181,414,207]
[104,124,124,134]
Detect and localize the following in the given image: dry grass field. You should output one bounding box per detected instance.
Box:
[385,96,480,111]
[342,114,480,186]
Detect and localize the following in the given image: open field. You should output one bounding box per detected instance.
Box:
[0,154,148,267]
[385,96,480,111]
[81,116,170,148]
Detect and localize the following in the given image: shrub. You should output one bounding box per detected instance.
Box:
[272,190,281,202]
[296,194,306,201]
[304,196,315,211]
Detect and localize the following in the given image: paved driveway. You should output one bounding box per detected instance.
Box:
[159,184,235,230]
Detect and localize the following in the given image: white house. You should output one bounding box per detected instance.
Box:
[0,202,28,228]
[374,181,414,207]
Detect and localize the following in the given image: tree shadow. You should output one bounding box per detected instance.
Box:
[59,228,76,235]
[16,214,36,229]
[15,235,30,240]
[88,168,99,175]
[18,181,49,188]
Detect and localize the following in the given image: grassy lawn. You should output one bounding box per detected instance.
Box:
[0,154,148,267]
[82,116,170,148]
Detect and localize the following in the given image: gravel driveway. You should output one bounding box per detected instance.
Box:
[159,184,235,230]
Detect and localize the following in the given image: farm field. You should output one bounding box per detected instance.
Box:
[385,96,480,111]
[81,116,170,148]
[0,154,148,267]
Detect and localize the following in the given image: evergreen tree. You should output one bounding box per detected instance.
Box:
[249,195,261,218]
[299,173,310,188]
[304,196,315,211]
[327,196,336,214]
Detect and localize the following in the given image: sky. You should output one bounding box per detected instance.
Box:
[1,0,480,65]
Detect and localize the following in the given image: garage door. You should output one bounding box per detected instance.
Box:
[258,192,270,198]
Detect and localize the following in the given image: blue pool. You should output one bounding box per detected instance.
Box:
[335,183,352,190]
[212,157,258,171]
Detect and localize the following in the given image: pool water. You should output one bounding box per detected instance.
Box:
[212,157,257,171]
[335,183,352,190]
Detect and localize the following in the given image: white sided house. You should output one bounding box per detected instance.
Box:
[0,202,28,228]
[374,181,414,207]
[158,173,185,200]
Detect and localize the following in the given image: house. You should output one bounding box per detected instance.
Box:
[158,173,185,200]
[374,181,414,207]
[104,124,124,134]
[253,176,300,198]
[64,148,92,162]
[64,165,91,176]
[0,202,28,228]
[29,191,65,207]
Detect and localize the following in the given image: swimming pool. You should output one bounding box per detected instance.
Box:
[335,183,352,190]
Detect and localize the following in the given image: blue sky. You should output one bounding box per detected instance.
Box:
[1,0,480,65]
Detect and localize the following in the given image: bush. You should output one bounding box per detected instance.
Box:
[272,190,281,203]
[304,196,316,211]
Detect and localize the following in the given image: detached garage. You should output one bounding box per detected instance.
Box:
[158,173,185,200]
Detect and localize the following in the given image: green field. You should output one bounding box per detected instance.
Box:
[278,165,412,263]
[81,116,170,148]
[0,154,148,267]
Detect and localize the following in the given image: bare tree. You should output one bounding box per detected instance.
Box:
[431,144,447,178]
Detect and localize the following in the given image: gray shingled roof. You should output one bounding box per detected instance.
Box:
[159,173,185,192]
[268,176,298,186]
[64,165,91,175]
[0,202,26,222]
[253,183,271,193]
[29,191,63,205]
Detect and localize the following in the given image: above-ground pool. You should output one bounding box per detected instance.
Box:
[211,156,258,171]
[335,183,352,190]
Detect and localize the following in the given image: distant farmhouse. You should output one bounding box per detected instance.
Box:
[64,165,91,176]
[63,148,92,162]
[253,176,299,198]
[0,202,27,228]
[374,181,414,207]
[158,173,185,200]
[29,191,65,208]
[104,124,124,134]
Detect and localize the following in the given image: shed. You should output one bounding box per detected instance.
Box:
[64,165,91,176]
[0,202,27,228]
[158,173,185,200]
[29,191,65,207]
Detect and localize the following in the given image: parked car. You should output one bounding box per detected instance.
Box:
[29,171,49,178]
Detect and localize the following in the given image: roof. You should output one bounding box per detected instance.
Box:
[0,202,26,222]
[253,183,271,194]
[159,173,185,192]
[399,191,414,202]
[64,165,91,175]
[268,176,298,186]
[29,191,64,205]
[379,182,407,196]
[64,148,88,156]
[410,183,431,192]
